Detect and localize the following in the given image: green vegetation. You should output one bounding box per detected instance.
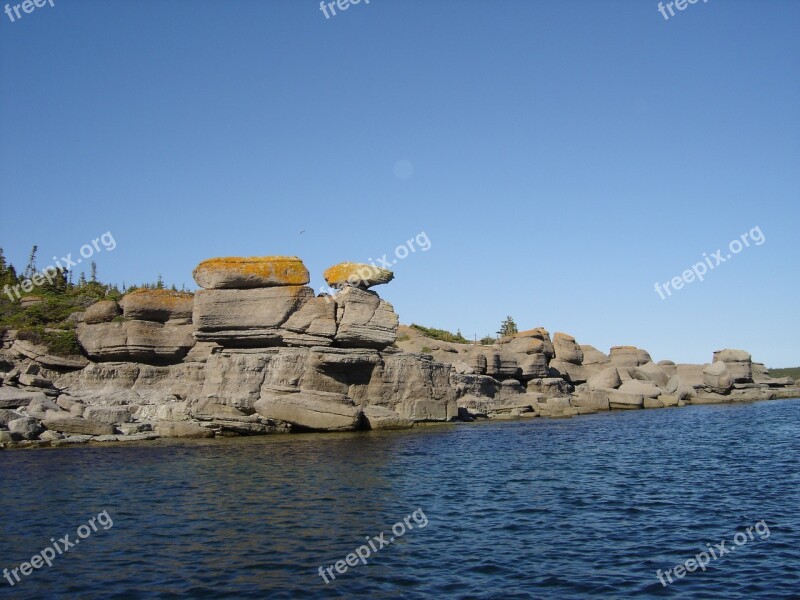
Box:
[421,346,432,354]
[479,335,496,345]
[497,316,518,338]
[769,367,800,380]
[0,245,174,356]
[409,324,470,344]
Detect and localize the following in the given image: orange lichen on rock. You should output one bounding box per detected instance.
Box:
[120,288,194,322]
[193,256,310,289]
[323,262,394,289]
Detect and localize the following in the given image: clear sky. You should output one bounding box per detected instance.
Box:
[1,0,798,366]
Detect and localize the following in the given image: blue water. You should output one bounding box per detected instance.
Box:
[1,398,799,599]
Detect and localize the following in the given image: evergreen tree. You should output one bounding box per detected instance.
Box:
[24,245,38,279]
[90,261,97,282]
[497,316,518,338]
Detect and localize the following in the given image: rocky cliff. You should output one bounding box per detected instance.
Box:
[0,256,797,448]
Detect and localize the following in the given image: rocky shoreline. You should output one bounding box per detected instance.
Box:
[1,256,797,450]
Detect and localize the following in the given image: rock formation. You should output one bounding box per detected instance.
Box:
[0,254,798,449]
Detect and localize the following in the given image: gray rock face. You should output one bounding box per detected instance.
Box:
[587,365,621,391]
[42,418,116,436]
[609,346,652,369]
[630,362,670,388]
[154,421,214,438]
[703,361,732,393]
[26,397,61,420]
[84,300,121,324]
[254,390,362,431]
[282,297,337,346]
[712,349,752,383]
[363,405,413,430]
[334,287,398,349]
[0,408,21,427]
[0,387,47,409]
[84,406,132,424]
[553,333,584,365]
[581,345,610,365]
[518,353,549,379]
[8,416,44,440]
[618,380,663,398]
[120,291,194,322]
[193,256,310,289]
[193,286,315,347]
[548,359,588,384]
[77,320,195,364]
[571,390,611,411]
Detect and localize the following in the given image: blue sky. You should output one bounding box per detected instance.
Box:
[1,0,798,366]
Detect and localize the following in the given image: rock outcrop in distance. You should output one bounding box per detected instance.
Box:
[0,256,798,448]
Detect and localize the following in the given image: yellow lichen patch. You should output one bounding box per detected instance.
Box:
[514,328,549,340]
[123,288,194,305]
[193,256,309,289]
[323,262,393,288]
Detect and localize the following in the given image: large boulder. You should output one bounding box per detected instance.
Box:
[581,345,610,365]
[553,333,583,364]
[570,389,611,411]
[618,379,662,398]
[712,349,752,383]
[333,287,398,349]
[83,300,121,324]
[0,387,47,409]
[42,418,116,436]
[324,262,394,289]
[77,320,195,364]
[630,362,670,388]
[703,361,732,393]
[518,353,549,379]
[587,365,621,391]
[8,416,45,440]
[193,286,315,347]
[281,296,338,347]
[609,346,652,369]
[508,328,554,358]
[119,289,194,322]
[193,256,310,289]
[362,405,413,430]
[154,421,215,438]
[548,358,588,384]
[254,390,362,431]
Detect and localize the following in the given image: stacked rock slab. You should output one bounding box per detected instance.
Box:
[190,258,424,431]
[76,290,196,364]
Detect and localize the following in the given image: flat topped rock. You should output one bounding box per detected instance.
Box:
[193,256,310,289]
[323,262,394,289]
[119,289,194,322]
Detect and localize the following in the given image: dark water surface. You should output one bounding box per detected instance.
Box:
[1,398,799,599]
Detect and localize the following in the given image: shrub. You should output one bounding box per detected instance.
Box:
[410,324,469,344]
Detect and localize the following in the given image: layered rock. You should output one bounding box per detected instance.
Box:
[323,262,394,289]
[77,290,196,364]
[192,256,309,289]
